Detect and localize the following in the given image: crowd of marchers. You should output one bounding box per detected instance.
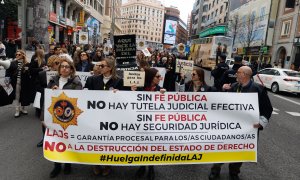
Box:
[0,41,273,180]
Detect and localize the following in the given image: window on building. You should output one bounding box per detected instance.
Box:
[220,5,223,14]
[281,20,292,36]
[285,0,296,8]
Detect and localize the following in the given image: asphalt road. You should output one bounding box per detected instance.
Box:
[0,68,299,180]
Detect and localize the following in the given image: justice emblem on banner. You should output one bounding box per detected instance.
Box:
[79,31,89,44]
[48,92,83,130]
[177,43,185,53]
[136,39,146,50]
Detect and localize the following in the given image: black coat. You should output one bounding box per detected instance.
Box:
[5,60,34,106]
[76,62,94,72]
[228,80,273,130]
[47,75,83,90]
[35,70,47,110]
[184,81,217,92]
[84,75,124,90]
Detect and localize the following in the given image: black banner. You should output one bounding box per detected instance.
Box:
[114,35,138,73]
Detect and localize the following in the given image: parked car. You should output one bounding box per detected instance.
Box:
[253,68,300,94]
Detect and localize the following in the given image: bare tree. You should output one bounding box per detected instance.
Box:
[237,14,258,59]
[228,14,239,48]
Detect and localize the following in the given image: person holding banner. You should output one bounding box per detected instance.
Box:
[5,50,33,117]
[132,68,166,180]
[47,58,83,178]
[35,55,61,148]
[84,57,123,176]
[76,51,94,72]
[178,68,216,92]
[209,66,273,180]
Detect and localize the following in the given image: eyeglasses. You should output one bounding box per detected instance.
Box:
[192,73,197,76]
[96,64,108,68]
[54,61,60,65]
[60,65,71,69]
[80,53,87,56]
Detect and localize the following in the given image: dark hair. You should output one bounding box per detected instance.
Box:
[144,68,158,88]
[79,51,92,63]
[193,68,207,86]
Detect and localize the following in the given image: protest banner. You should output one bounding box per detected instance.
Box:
[136,39,146,50]
[175,59,193,74]
[114,35,138,72]
[123,71,145,87]
[47,71,92,87]
[141,48,151,57]
[154,67,166,87]
[44,90,259,165]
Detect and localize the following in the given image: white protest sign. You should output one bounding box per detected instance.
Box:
[47,71,92,87]
[142,48,151,57]
[123,71,145,87]
[0,78,13,95]
[154,67,166,87]
[136,39,146,50]
[79,31,89,44]
[44,90,259,165]
[175,59,194,74]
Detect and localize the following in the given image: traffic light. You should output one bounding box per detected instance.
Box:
[108,32,111,39]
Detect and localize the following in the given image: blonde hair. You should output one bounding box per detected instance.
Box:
[35,49,45,67]
[16,50,28,64]
[102,57,118,80]
[47,55,61,67]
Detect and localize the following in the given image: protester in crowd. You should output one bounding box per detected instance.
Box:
[45,45,55,64]
[250,59,258,76]
[138,59,150,71]
[35,55,61,147]
[59,48,73,62]
[76,51,94,72]
[220,56,243,86]
[163,55,176,91]
[73,46,82,66]
[149,54,159,67]
[92,49,104,62]
[209,66,273,180]
[30,49,46,100]
[92,62,102,76]
[0,40,6,59]
[131,68,166,180]
[54,46,61,56]
[47,58,82,178]
[84,57,123,176]
[211,54,229,91]
[5,50,33,117]
[178,68,216,92]
[6,40,17,59]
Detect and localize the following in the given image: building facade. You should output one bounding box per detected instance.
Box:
[121,0,165,46]
[229,0,279,62]
[271,0,300,69]
[176,19,188,45]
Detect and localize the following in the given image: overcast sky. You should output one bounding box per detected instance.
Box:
[122,0,195,24]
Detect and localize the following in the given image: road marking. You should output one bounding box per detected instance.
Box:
[273,95,300,106]
[272,112,278,115]
[273,107,279,111]
[286,112,300,116]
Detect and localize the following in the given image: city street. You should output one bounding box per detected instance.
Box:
[0,69,299,180]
